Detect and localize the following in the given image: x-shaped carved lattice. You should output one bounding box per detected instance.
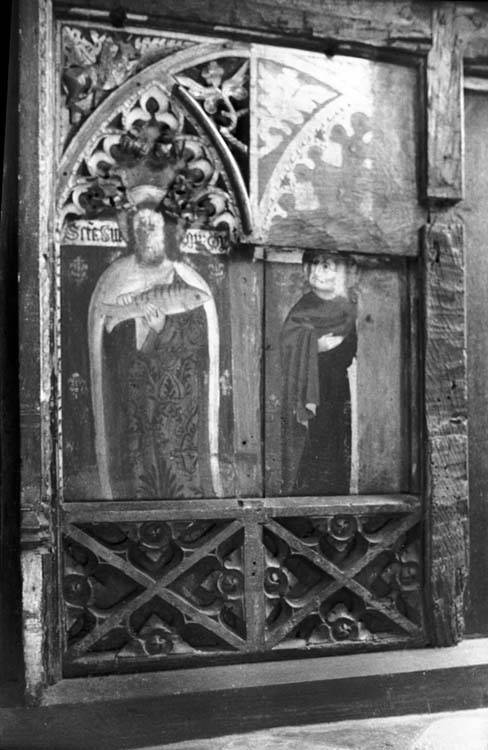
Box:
[263,512,422,648]
[64,509,422,661]
[64,519,247,660]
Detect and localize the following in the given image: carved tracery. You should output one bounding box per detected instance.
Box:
[62,507,423,673]
[56,24,425,674]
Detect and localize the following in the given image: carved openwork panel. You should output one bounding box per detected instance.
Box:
[62,502,423,675]
[264,513,422,650]
[54,19,426,675]
[63,517,245,673]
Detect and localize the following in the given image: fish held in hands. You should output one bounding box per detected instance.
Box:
[102,281,211,333]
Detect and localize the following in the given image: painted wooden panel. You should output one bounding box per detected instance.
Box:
[227,254,264,497]
[57,37,256,502]
[356,263,411,493]
[262,249,415,497]
[61,237,261,501]
[251,47,423,256]
[46,17,429,683]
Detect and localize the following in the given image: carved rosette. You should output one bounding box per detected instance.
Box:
[63,519,246,667]
[62,510,423,673]
[263,514,423,649]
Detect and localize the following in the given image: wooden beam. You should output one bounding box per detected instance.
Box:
[5,663,488,745]
[54,0,432,52]
[426,5,464,203]
[40,636,488,705]
[422,221,468,645]
[62,494,421,523]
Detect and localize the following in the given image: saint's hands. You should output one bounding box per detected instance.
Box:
[115,294,165,332]
[317,333,344,352]
[143,303,166,332]
[116,292,135,306]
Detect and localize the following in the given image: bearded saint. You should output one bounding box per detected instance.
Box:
[88,194,221,500]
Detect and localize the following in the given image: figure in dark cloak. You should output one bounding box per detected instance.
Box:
[281,251,357,495]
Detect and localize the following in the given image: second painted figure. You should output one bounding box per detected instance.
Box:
[280,252,357,496]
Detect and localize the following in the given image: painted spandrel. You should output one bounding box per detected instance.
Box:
[251,47,422,256]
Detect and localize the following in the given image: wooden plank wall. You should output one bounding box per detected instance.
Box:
[461,90,488,636]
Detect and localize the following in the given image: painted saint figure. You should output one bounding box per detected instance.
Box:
[88,187,221,499]
[281,251,357,495]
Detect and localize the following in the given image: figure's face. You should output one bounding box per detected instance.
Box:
[132,208,166,265]
[305,257,339,295]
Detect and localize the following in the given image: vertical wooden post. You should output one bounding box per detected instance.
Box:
[18,0,58,701]
[228,258,263,497]
[423,222,468,645]
[425,4,463,203]
[243,502,265,650]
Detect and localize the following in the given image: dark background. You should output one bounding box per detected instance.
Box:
[1,0,24,706]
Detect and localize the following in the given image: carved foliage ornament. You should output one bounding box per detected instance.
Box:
[61,25,196,134]
[176,59,249,155]
[60,82,240,244]
[62,511,423,671]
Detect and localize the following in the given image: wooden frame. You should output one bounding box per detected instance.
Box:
[17,0,471,708]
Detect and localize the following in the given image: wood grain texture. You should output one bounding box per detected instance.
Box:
[228,257,263,496]
[253,54,423,256]
[422,221,468,646]
[460,90,488,635]
[426,5,463,203]
[41,636,488,705]
[356,263,411,493]
[55,0,432,51]
[18,0,60,701]
[243,510,266,650]
[62,495,420,523]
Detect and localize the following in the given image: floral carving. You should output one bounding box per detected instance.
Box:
[137,615,174,656]
[62,511,422,673]
[176,60,249,155]
[60,82,240,243]
[62,30,139,125]
[63,519,245,668]
[264,515,423,649]
[60,25,195,140]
